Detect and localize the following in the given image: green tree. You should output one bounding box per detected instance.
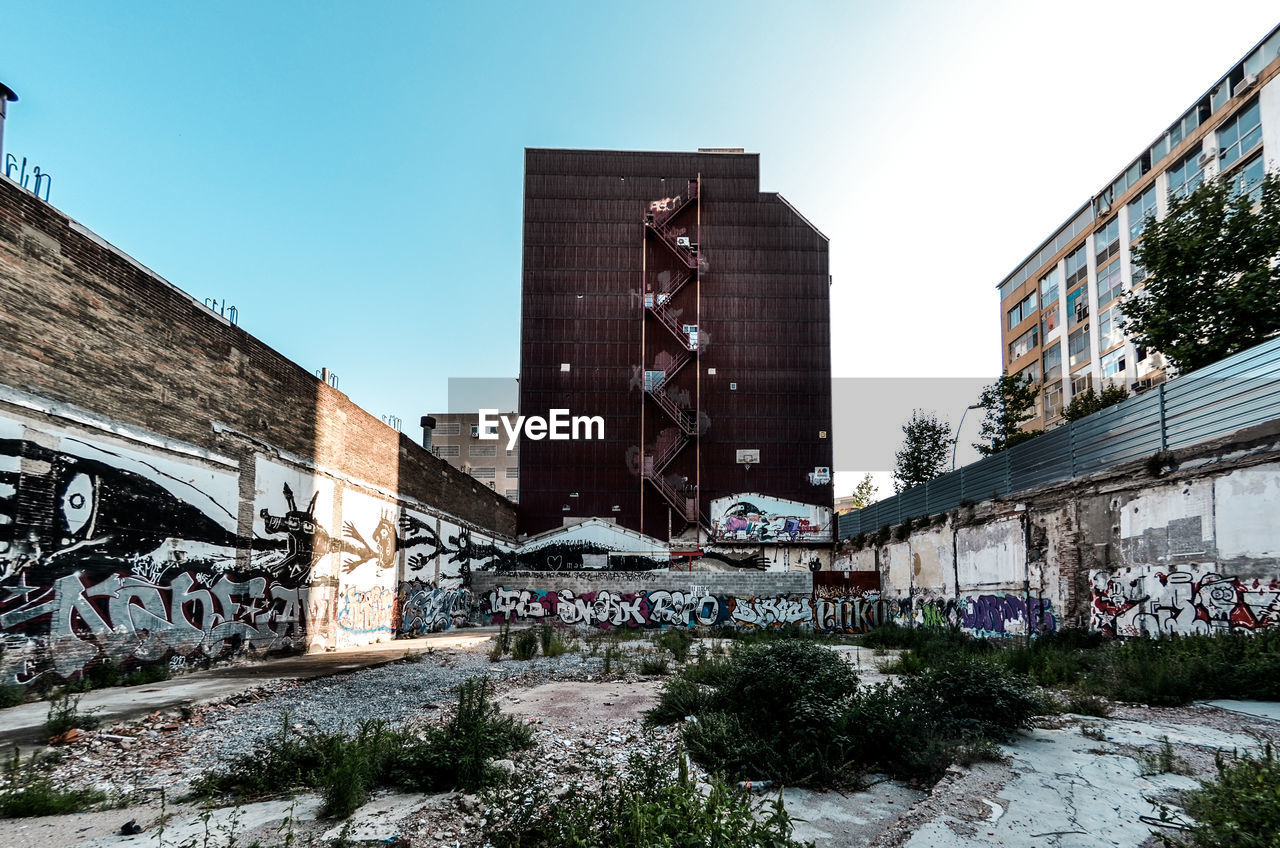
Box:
[893,410,951,493]
[1061,384,1129,422]
[1124,170,1280,372]
[974,374,1041,456]
[849,472,878,509]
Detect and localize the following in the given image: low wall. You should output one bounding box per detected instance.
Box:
[831,420,1280,638]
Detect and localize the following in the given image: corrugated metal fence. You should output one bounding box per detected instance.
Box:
[838,336,1280,539]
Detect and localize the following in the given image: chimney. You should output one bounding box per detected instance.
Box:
[420,415,437,449]
[0,82,17,165]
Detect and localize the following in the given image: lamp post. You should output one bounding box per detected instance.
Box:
[952,403,983,471]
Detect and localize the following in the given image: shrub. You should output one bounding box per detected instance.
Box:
[512,627,539,660]
[1168,743,1280,848]
[0,685,23,708]
[638,656,669,676]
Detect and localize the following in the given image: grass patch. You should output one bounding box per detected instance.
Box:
[638,655,669,676]
[653,628,696,663]
[193,677,531,817]
[512,627,540,660]
[1138,736,1194,777]
[0,685,23,708]
[0,751,106,818]
[62,659,172,694]
[484,747,809,848]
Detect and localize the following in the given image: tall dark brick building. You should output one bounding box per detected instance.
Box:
[519,148,831,541]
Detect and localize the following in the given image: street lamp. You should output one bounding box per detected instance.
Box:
[952,403,983,471]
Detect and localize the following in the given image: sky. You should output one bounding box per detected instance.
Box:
[3,1,1278,499]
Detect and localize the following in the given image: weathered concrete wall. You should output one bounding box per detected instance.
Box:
[837,421,1280,638]
[0,177,517,686]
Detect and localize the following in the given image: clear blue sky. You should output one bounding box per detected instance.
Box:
[4,1,1277,493]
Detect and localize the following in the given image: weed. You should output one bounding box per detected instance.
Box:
[512,627,539,660]
[1139,736,1193,777]
[44,693,100,740]
[538,621,570,657]
[400,649,424,664]
[1081,724,1108,741]
[484,746,808,848]
[489,636,505,662]
[893,517,914,542]
[0,750,106,818]
[638,656,669,676]
[876,652,928,675]
[498,620,513,653]
[953,737,1004,767]
[654,628,696,663]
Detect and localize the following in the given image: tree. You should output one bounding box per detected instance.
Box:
[848,473,878,509]
[1062,384,1128,422]
[893,410,951,493]
[1124,171,1280,373]
[974,374,1040,456]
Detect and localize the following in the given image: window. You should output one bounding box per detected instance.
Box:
[470,425,479,437]
[1067,286,1089,324]
[470,444,496,457]
[1101,348,1127,377]
[1167,150,1205,200]
[1228,154,1265,203]
[1218,99,1261,170]
[1016,361,1040,385]
[1009,325,1039,361]
[1099,305,1124,349]
[505,467,519,478]
[1043,345,1062,381]
[1040,270,1059,306]
[644,370,664,390]
[471,467,496,479]
[1071,370,1093,396]
[1044,382,1063,419]
[506,449,516,457]
[504,489,519,499]
[1131,262,1150,287]
[434,422,460,436]
[1097,263,1123,306]
[1008,291,1038,328]
[1128,186,1157,242]
[1065,245,1088,288]
[1069,326,1090,368]
[433,445,460,458]
[1042,309,1058,336]
[1094,218,1120,266]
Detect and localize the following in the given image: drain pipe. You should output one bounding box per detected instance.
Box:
[0,82,17,166]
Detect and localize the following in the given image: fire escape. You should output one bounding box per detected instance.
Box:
[642,179,701,527]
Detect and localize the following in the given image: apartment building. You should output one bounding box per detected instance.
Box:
[999,25,1280,429]
[422,412,519,502]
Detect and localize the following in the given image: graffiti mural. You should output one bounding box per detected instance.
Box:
[1090,564,1280,637]
[710,493,832,544]
[1,421,311,684]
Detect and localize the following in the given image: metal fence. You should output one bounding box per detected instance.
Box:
[838,335,1280,539]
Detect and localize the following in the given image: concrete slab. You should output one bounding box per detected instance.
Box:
[1203,699,1280,722]
[783,781,925,847]
[78,796,324,848]
[320,791,442,843]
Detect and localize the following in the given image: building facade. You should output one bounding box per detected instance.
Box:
[999,25,1280,429]
[423,412,519,502]
[519,148,833,546]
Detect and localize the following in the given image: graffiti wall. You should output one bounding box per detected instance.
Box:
[710,493,832,544]
[1090,564,1280,637]
[0,416,307,684]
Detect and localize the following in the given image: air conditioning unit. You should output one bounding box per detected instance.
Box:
[1198,148,1218,168]
[676,236,691,248]
[1236,73,1259,95]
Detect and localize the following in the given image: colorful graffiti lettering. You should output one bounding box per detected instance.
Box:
[960,594,1055,637]
[336,585,395,636]
[395,581,473,636]
[1090,566,1280,637]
